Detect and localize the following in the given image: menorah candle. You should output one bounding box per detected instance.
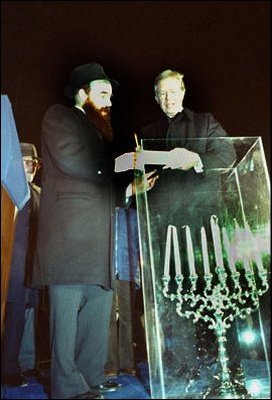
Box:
[172,226,182,276]
[222,227,236,272]
[201,226,210,274]
[164,225,172,276]
[234,220,252,272]
[255,255,265,272]
[234,218,243,242]
[211,215,224,268]
[243,258,252,273]
[233,218,245,260]
[244,221,264,272]
[183,225,196,275]
[164,225,182,276]
[252,246,264,272]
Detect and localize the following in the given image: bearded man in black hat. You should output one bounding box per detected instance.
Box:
[32,63,122,399]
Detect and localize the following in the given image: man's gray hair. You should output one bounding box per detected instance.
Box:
[154,69,185,94]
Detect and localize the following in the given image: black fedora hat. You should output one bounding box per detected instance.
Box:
[64,62,119,98]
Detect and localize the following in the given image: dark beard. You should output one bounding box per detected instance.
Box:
[83,99,113,143]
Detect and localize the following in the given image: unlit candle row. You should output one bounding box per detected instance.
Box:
[163,217,263,276]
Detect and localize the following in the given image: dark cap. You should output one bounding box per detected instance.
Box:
[64,62,119,98]
[20,142,40,159]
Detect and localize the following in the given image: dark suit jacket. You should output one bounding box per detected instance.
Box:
[140,108,236,168]
[33,105,115,289]
[139,108,237,224]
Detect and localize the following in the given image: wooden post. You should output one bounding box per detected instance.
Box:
[1,185,18,337]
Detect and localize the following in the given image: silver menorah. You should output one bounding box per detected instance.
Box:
[161,215,269,399]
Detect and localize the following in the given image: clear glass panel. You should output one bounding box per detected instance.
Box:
[135,137,270,399]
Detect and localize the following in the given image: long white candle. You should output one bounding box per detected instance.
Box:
[210,215,224,268]
[172,226,182,275]
[234,218,243,244]
[232,219,252,272]
[233,218,243,260]
[244,221,264,272]
[222,227,236,273]
[163,225,182,276]
[243,257,252,273]
[164,225,172,276]
[183,225,196,275]
[234,219,251,272]
[201,227,210,274]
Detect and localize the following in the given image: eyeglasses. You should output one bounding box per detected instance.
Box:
[23,159,39,167]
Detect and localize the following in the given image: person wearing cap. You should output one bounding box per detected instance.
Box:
[32,63,122,399]
[1,143,41,388]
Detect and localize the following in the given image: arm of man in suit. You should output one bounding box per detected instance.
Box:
[163,114,236,171]
[199,113,237,169]
[42,104,113,182]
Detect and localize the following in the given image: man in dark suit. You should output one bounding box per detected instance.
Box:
[32,63,121,399]
[139,68,237,254]
[140,69,236,223]
[137,70,247,396]
[1,143,41,388]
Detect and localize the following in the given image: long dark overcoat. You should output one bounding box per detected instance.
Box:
[32,105,115,289]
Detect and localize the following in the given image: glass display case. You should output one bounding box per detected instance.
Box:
[134,137,270,399]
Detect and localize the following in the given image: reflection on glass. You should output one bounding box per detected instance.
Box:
[135,137,270,399]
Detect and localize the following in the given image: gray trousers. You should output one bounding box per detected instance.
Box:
[49,284,113,399]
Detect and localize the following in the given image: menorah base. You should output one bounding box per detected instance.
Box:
[203,380,251,399]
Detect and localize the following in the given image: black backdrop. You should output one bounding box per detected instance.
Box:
[1,1,270,163]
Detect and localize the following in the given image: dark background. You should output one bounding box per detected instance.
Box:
[1,1,270,162]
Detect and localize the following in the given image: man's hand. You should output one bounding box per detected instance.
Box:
[163,147,201,171]
[127,170,159,197]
